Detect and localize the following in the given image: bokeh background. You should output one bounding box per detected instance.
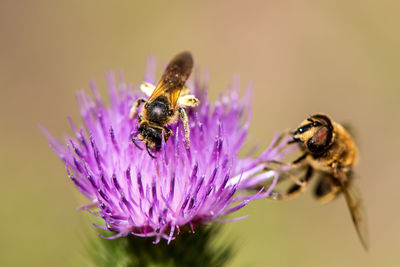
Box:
[1,1,399,266]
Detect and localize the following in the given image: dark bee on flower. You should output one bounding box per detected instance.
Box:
[129,51,199,158]
[270,113,368,250]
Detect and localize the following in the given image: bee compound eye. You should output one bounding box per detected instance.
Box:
[306,126,331,154]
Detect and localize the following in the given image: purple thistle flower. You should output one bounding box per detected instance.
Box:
[42,58,292,244]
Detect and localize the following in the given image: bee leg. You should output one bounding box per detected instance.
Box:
[177,95,200,108]
[263,162,305,187]
[260,152,309,186]
[178,107,191,149]
[258,153,307,170]
[313,173,341,204]
[145,143,157,159]
[131,138,144,150]
[163,127,172,142]
[129,98,147,119]
[292,152,308,165]
[268,165,313,200]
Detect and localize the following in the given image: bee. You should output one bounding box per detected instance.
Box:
[269,113,368,250]
[129,51,199,158]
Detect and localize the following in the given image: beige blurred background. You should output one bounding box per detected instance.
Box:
[1,1,399,266]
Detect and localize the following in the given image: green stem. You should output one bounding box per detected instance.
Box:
[86,226,232,267]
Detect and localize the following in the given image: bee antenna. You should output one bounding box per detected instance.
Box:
[132,138,144,150]
[146,143,157,159]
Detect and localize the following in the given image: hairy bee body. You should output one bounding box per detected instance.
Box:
[272,113,368,250]
[137,96,179,151]
[129,51,199,158]
[144,96,172,125]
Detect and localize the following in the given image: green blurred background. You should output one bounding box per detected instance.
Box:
[1,1,399,266]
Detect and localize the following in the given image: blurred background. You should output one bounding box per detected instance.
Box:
[1,1,399,266]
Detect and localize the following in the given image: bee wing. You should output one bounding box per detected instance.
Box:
[337,171,369,251]
[147,51,193,110]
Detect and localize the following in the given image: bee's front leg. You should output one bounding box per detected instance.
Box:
[178,107,190,149]
[292,152,308,165]
[129,98,147,119]
[268,165,314,200]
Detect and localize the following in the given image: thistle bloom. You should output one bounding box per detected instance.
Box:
[43,59,291,243]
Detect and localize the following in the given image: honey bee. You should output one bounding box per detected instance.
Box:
[269,113,368,250]
[129,51,199,158]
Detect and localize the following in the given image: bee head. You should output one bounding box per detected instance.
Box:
[138,123,163,151]
[292,113,334,154]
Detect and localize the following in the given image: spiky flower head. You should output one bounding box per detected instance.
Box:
[43,58,291,243]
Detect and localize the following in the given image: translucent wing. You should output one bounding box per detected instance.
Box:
[337,170,369,251]
[147,51,193,110]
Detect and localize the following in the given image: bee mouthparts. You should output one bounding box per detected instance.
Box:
[288,137,300,144]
